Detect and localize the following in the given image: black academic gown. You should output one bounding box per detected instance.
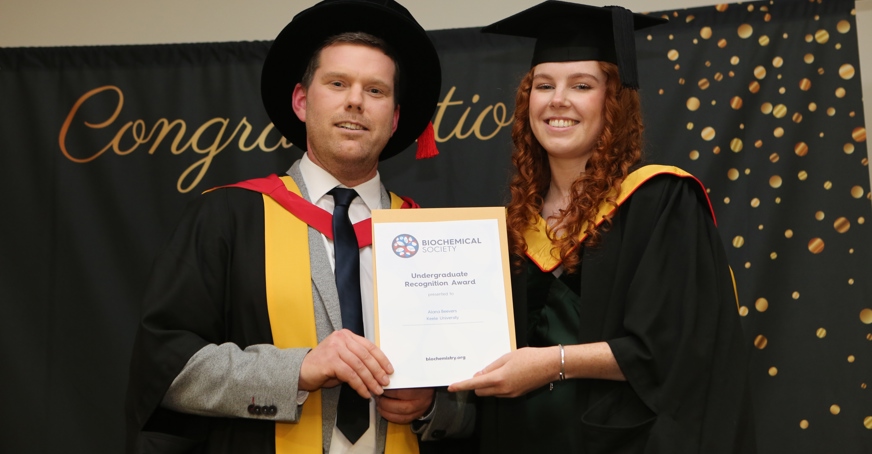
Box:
[478,174,757,454]
[126,188,281,453]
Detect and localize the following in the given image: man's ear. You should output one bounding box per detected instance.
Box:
[391,104,400,135]
[292,83,307,122]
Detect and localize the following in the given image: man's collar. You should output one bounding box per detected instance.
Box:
[297,153,382,210]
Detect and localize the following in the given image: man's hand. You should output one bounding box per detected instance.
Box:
[298,329,393,398]
[376,388,435,424]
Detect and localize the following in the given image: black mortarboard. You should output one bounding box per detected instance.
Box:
[261,0,442,160]
[481,1,667,89]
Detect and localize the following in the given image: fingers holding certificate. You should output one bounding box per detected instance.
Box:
[372,207,516,389]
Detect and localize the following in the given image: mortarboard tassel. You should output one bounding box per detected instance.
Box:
[415,121,439,159]
[609,5,640,90]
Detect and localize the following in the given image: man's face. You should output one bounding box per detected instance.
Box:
[292,43,400,185]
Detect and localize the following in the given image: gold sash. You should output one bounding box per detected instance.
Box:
[264,175,419,453]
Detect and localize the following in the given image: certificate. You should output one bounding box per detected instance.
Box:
[372,207,515,388]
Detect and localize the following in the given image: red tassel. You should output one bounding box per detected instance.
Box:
[415,121,439,159]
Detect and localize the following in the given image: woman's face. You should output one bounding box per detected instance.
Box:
[528,60,608,166]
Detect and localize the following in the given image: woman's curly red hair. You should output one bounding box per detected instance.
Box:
[506,61,644,274]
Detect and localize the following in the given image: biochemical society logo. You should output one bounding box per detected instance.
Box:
[391,234,482,258]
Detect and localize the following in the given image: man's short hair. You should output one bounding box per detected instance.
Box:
[300,32,402,104]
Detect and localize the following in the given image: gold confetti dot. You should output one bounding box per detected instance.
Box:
[699,78,710,89]
[775,197,781,204]
[774,127,784,138]
[700,27,713,39]
[836,88,846,98]
[785,229,794,238]
[840,64,856,80]
[769,367,778,376]
[724,197,730,204]
[800,420,809,429]
[831,405,840,415]
[744,262,751,269]
[687,122,694,130]
[738,24,753,39]
[744,168,751,175]
[739,306,749,316]
[718,38,727,48]
[675,64,681,70]
[686,97,700,111]
[816,211,826,220]
[754,334,768,349]
[834,217,851,233]
[849,279,854,285]
[795,142,808,156]
[773,104,787,118]
[818,67,826,76]
[758,225,764,230]
[837,20,851,33]
[731,56,740,65]
[860,217,866,225]
[761,103,773,114]
[732,236,744,248]
[805,34,814,43]
[836,43,842,50]
[770,176,783,188]
[750,198,760,208]
[772,56,783,68]
[713,146,721,154]
[845,143,856,154]
[730,138,743,152]
[860,308,872,324]
[689,150,699,160]
[853,127,866,142]
[809,102,817,112]
[808,238,825,254]
[851,186,865,198]
[749,81,760,93]
[770,252,778,259]
[716,4,728,12]
[816,328,827,338]
[865,416,872,429]
[728,168,740,180]
[668,49,680,61]
[754,66,767,79]
[756,298,769,312]
[799,78,812,91]
[686,15,695,23]
[798,171,808,181]
[804,53,814,64]
[848,355,855,363]
[824,181,833,190]
[792,113,803,123]
[714,73,723,82]
[778,86,786,94]
[827,107,836,116]
[792,292,800,300]
[770,153,779,163]
[815,29,830,44]
[702,127,716,141]
[730,96,743,109]
[756,140,763,148]
[758,35,770,46]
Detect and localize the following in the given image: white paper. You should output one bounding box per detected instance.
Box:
[373,216,513,388]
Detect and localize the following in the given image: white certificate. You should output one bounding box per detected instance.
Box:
[372,207,515,389]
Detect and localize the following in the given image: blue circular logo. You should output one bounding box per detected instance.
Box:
[392,234,419,258]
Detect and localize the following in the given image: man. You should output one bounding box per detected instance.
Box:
[125,1,473,452]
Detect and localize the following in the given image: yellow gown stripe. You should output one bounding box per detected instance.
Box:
[523,165,697,272]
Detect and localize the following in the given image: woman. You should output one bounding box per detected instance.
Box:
[449,2,757,453]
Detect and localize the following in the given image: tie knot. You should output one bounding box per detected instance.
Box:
[329,187,358,208]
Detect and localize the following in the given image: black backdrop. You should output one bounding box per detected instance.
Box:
[1,0,871,452]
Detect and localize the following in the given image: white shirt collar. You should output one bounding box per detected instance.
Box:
[297,153,383,211]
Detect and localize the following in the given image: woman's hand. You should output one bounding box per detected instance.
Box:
[447,346,559,398]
